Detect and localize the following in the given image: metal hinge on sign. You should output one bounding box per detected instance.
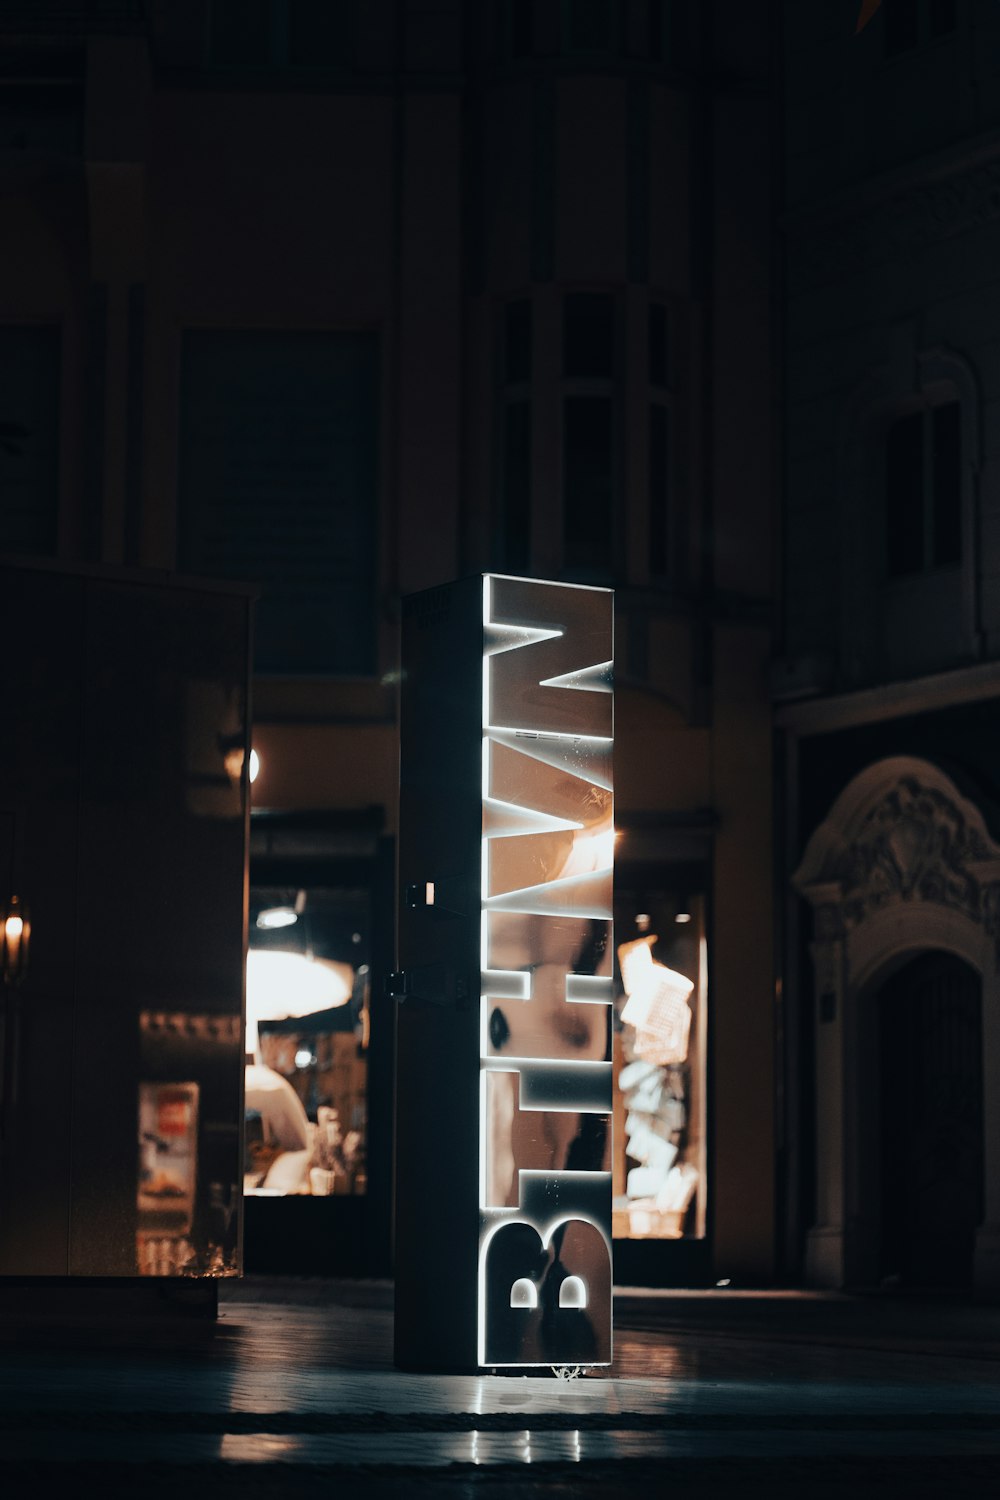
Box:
[404,877,474,916]
[386,964,470,1009]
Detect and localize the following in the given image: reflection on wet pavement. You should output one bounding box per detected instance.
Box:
[0,1283,998,1493]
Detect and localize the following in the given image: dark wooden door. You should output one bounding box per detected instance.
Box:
[879,951,983,1288]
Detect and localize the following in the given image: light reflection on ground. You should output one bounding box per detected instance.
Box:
[0,1284,998,1491]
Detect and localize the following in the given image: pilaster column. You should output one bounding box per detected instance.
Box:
[801,887,847,1287]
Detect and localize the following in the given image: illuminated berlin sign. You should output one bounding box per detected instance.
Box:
[395,574,613,1373]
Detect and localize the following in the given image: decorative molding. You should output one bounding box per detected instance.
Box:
[794,757,1000,959]
[774,659,1000,734]
[140,1011,242,1045]
[786,152,1000,286]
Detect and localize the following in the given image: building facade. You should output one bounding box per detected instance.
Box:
[0,0,776,1284]
[779,0,1000,1293]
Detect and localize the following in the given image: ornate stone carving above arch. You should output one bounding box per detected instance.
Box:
[794,756,1000,969]
[793,755,1000,1294]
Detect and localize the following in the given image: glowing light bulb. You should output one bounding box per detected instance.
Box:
[244,949,352,1052]
[256,907,298,930]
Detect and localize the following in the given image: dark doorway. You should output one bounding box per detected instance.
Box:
[878,952,983,1289]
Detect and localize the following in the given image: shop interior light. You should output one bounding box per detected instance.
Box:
[220,737,259,788]
[245,948,352,1053]
[1,895,29,987]
[675,912,692,924]
[256,906,298,930]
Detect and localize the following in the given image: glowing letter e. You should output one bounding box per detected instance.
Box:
[394,576,613,1374]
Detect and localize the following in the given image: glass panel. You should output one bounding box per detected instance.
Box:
[484,1067,611,1208]
[885,409,924,576]
[884,0,919,56]
[502,400,531,572]
[613,886,707,1240]
[210,0,271,65]
[505,299,532,385]
[929,0,958,38]
[567,0,612,53]
[510,0,535,58]
[477,574,614,1368]
[648,0,665,60]
[648,304,667,387]
[246,884,370,1198]
[484,908,611,1064]
[487,572,614,737]
[649,403,669,578]
[563,293,614,379]
[563,396,614,576]
[288,0,354,67]
[932,400,961,567]
[178,331,379,675]
[482,1213,612,1365]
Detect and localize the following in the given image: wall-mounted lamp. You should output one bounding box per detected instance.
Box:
[220,736,260,788]
[2,895,30,987]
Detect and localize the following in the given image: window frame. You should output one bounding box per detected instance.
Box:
[559,288,623,584]
[884,396,963,581]
[176,326,382,681]
[207,0,357,73]
[494,296,535,575]
[881,0,959,60]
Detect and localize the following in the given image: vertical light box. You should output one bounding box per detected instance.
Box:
[395,575,613,1373]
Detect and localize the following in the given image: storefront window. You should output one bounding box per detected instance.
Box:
[244,885,370,1198]
[613,885,707,1240]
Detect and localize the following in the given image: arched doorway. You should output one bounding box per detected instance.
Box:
[793,756,1000,1293]
[875,951,983,1289]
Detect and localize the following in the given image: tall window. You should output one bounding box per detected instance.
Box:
[648,303,670,580]
[614,875,708,1244]
[564,0,616,54]
[562,293,616,579]
[503,0,536,59]
[178,331,379,675]
[0,326,60,558]
[209,0,354,68]
[247,881,372,1199]
[883,0,957,58]
[885,401,961,578]
[646,1,686,63]
[498,300,533,572]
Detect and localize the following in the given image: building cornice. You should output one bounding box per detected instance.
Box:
[775,660,1000,736]
[782,128,1000,283]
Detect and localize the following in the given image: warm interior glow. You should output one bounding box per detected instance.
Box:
[256,907,298,930]
[223,745,261,787]
[4,915,23,942]
[245,948,352,1053]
